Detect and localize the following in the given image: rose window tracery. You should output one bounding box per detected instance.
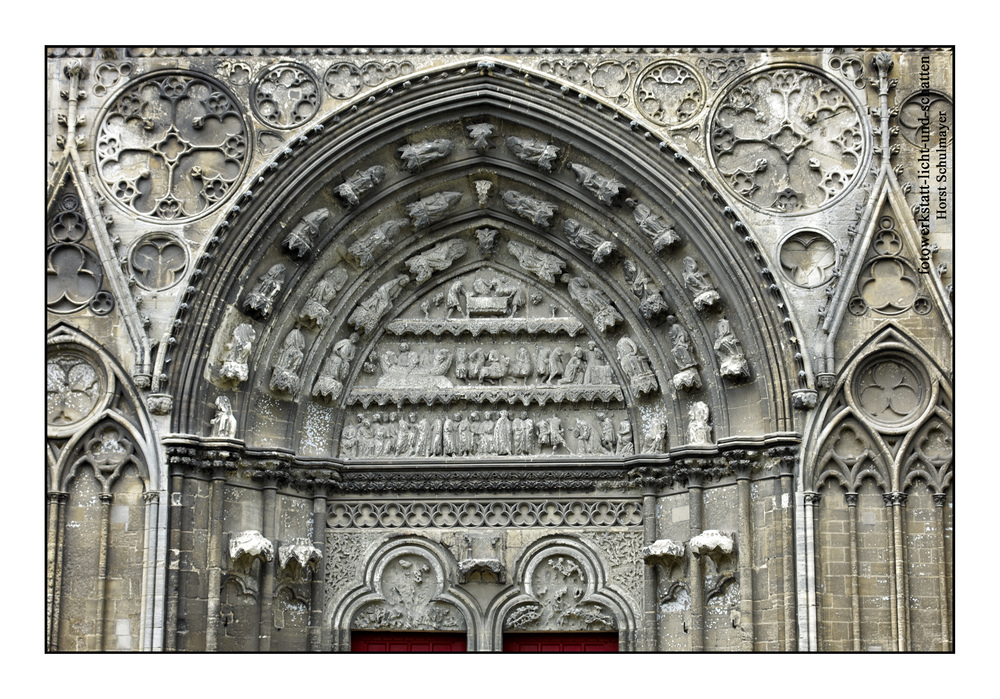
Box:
[95,72,251,221]
[709,66,867,214]
[851,355,930,430]
[251,63,321,128]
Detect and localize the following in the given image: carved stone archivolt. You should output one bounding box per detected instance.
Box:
[709,66,867,214]
[95,71,251,221]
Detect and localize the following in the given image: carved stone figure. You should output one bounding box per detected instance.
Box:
[617,419,634,455]
[625,198,680,251]
[458,414,473,456]
[682,256,721,311]
[466,123,494,152]
[312,333,358,400]
[479,350,509,384]
[429,417,444,456]
[569,163,626,205]
[406,238,468,283]
[584,340,614,385]
[545,347,565,384]
[616,336,659,396]
[623,259,669,321]
[559,346,586,385]
[564,219,617,264]
[210,396,237,439]
[270,328,306,393]
[243,263,286,318]
[476,227,499,257]
[596,412,617,453]
[535,346,550,381]
[407,191,463,229]
[507,241,567,284]
[688,401,712,445]
[299,267,349,327]
[340,417,358,458]
[568,277,623,333]
[506,136,559,171]
[714,318,750,380]
[348,275,409,334]
[335,165,386,207]
[641,417,667,454]
[398,138,454,172]
[220,323,256,384]
[549,416,566,452]
[501,191,558,228]
[349,219,408,268]
[512,347,533,384]
[443,413,460,456]
[494,410,513,456]
[282,208,330,258]
[445,280,467,319]
[669,323,702,391]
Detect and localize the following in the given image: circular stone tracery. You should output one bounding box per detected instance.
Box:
[95,71,251,222]
[851,355,930,430]
[251,63,321,129]
[634,60,705,126]
[778,229,837,288]
[46,351,107,430]
[709,66,867,214]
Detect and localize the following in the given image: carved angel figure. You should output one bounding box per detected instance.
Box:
[507,240,566,284]
[682,256,721,311]
[405,238,468,283]
[407,191,463,229]
[348,275,410,335]
[669,324,698,370]
[714,318,750,380]
[563,219,616,264]
[282,208,330,258]
[270,328,306,393]
[616,336,658,396]
[243,264,286,318]
[210,396,237,439]
[312,333,358,400]
[625,198,680,251]
[349,219,408,269]
[398,138,454,172]
[299,267,349,327]
[623,259,669,320]
[466,123,494,152]
[506,136,560,172]
[568,277,623,333]
[569,163,627,205]
[220,323,256,383]
[688,402,712,445]
[501,190,558,228]
[335,165,386,207]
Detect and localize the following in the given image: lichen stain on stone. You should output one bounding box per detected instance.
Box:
[301,402,335,455]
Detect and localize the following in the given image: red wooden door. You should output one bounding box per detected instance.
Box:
[502,632,619,652]
[350,631,468,652]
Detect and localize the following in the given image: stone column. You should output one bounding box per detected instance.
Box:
[889,492,909,651]
[46,491,67,651]
[845,492,861,651]
[933,492,951,651]
[778,456,797,651]
[95,492,113,651]
[258,480,278,652]
[732,453,754,651]
[686,466,705,652]
[205,468,227,652]
[881,492,899,652]
[642,487,658,652]
[309,486,329,652]
[140,490,160,652]
[802,492,821,652]
[165,471,184,651]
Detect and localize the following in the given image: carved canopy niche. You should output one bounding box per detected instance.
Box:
[169,64,807,456]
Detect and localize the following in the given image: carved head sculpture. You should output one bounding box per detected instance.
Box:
[520,411,528,420]
[389,411,397,423]
[408,412,417,424]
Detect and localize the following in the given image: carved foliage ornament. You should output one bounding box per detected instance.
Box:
[328,500,643,529]
[96,72,250,221]
[507,552,616,632]
[709,67,866,214]
[353,553,464,632]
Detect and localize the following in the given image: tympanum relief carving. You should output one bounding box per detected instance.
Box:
[352,553,464,632]
[505,554,616,632]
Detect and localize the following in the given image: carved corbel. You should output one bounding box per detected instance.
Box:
[458,533,506,583]
[228,530,274,574]
[642,538,686,579]
[277,537,323,581]
[688,530,735,572]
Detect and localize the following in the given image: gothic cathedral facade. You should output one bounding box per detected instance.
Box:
[45,47,953,652]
